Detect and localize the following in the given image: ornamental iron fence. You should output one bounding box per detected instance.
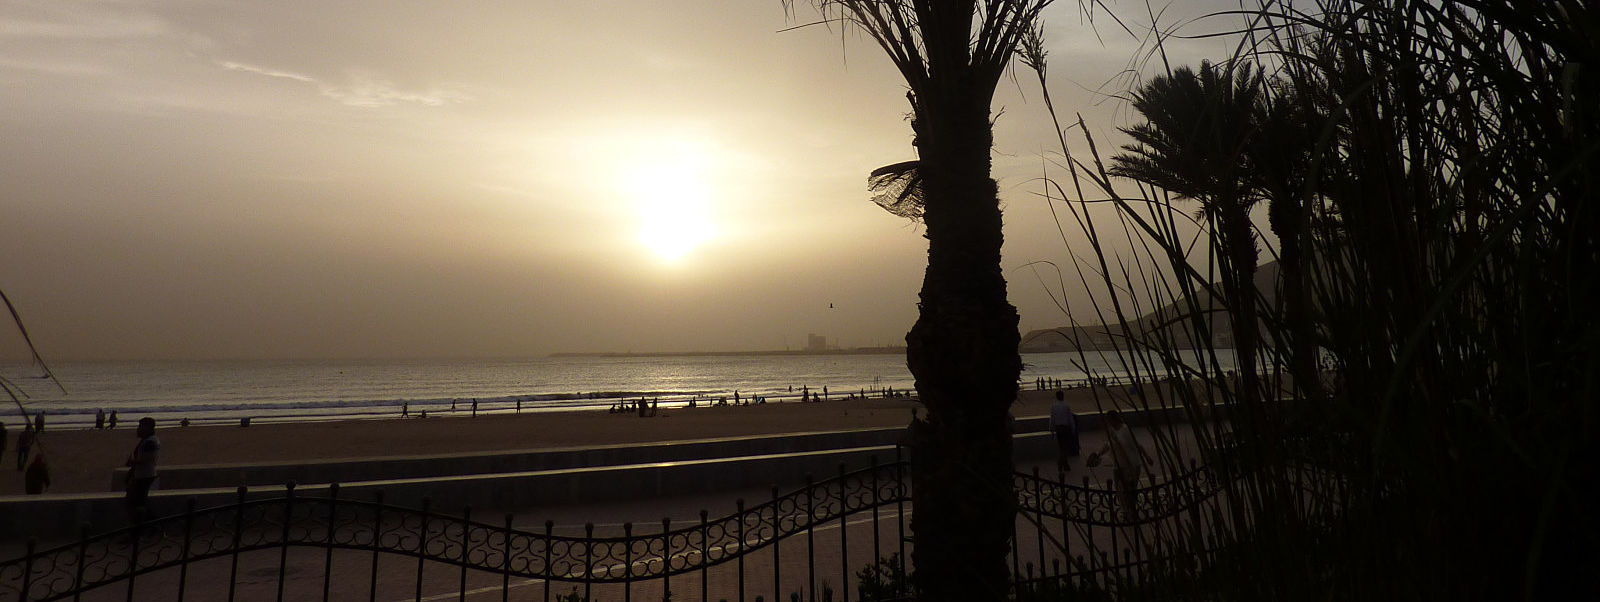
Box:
[0,452,1229,602]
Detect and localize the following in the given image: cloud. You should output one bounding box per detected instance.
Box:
[318,73,472,108]
[216,60,315,83]
[214,60,471,108]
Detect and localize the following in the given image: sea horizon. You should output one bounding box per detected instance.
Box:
[1,350,1236,430]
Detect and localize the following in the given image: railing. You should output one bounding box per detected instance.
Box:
[0,454,1232,602]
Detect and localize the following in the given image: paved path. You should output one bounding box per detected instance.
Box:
[36,421,1212,602]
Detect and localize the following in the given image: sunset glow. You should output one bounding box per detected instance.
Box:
[0,0,1230,358]
[630,158,718,263]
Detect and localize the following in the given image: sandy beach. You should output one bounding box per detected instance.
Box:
[0,387,1130,496]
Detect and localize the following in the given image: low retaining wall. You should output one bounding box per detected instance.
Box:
[107,426,915,491]
[2,404,1205,542]
[3,432,1054,542]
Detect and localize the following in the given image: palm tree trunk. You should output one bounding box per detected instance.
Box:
[1269,197,1323,402]
[905,92,1021,602]
[1222,205,1261,411]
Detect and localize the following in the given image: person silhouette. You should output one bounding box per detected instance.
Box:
[124,418,162,524]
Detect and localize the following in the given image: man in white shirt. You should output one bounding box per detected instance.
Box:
[1093,410,1149,520]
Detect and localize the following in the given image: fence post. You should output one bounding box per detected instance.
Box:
[229,486,247,602]
[869,456,880,576]
[459,506,472,602]
[584,522,595,602]
[543,520,554,602]
[661,517,673,602]
[502,514,514,602]
[893,446,906,600]
[1059,478,1072,582]
[837,463,848,602]
[323,483,340,602]
[1113,480,1126,589]
[278,481,296,602]
[127,511,141,602]
[74,524,89,602]
[771,485,781,602]
[369,490,384,602]
[698,510,709,602]
[1025,562,1035,597]
[21,538,35,601]
[624,522,634,602]
[179,497,196,602]
[1032,467,1046,589]
[1051,558,1061,600]
[1081,476,1093,586]
[806,473,819,602]
[417,497,432,602]
[735,501,745,602]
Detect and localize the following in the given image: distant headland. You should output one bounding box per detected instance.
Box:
[549,346,906,358]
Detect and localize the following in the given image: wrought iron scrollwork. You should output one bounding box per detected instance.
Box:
[1014,462,1225,527]
[2,456,1236,600]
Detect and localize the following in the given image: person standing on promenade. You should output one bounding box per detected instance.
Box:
[33,411,44,433]
[125,417,161,523]
[16,423,34,471]
[1049,391,1080,473]
[108,411,118,429]
[95,408,105,430]
[24,451,50,494]
[1090,410,1150,520]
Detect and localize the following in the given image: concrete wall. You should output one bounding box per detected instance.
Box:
[2,405,1207,543]
[4,444,914,542]
[107,427,916,491]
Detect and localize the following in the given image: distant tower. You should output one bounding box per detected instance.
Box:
[807,333,828,352]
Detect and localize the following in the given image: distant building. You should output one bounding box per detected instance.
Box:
[807,333,828,352]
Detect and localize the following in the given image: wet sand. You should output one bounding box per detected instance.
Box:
[1,387,1132,495]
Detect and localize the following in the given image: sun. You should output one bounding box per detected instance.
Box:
[630,161,717,263]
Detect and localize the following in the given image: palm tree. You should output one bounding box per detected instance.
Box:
[788,2,1051,599]
[1111,61,1266,413]
[1249,79,1324,402]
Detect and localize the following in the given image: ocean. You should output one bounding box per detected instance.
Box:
[0,350,1236,429]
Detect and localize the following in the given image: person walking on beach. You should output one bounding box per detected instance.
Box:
[1049,391,1080,472]
[33,411,44,433]
[108,411,118,430]
[95,408,106,430]
[16,423,34,471]
[1089,410,1150,520]
[125,417,161,523]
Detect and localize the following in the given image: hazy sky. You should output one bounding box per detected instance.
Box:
[1,1,1240,361]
